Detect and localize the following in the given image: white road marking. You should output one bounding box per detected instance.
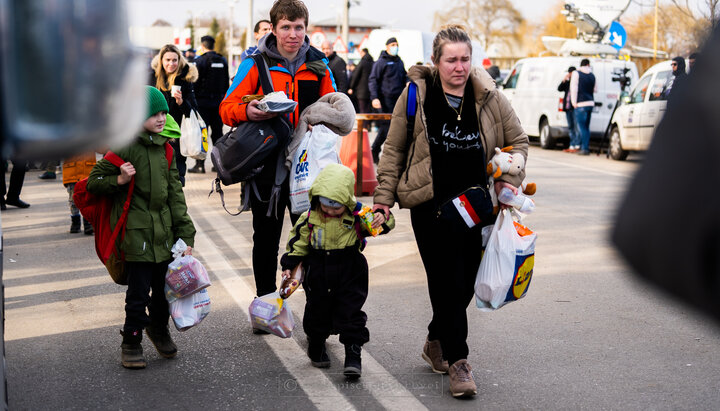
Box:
[530,155,634,178]
[193,204,429,410]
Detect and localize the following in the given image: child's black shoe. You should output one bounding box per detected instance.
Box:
[145,324,177,358]
[307,338,330,368]
[343,344,362,379]
[120,329,146,369]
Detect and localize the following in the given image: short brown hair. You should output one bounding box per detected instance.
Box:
[270,0,309,27]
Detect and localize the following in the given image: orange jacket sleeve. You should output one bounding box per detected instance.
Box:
[220,58,260,126]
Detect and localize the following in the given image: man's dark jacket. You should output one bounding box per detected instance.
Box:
[349,52,374,100]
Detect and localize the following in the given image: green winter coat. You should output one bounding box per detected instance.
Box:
[87,131,195,263]
[282,164,395,267]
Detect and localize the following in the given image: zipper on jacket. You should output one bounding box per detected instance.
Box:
[143,242,146,251]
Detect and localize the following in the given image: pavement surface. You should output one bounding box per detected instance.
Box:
[2,143,720,410]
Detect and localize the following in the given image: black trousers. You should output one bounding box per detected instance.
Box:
[371,94,400,155]
[198,105,224,145]
[410,201,484,365]
[250,178,299,297]
[1,159,27,201]
[302,246,369,346]
[124,260,171,332]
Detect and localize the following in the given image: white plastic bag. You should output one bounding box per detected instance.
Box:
[180,109,208,160]
[475,209,536,311]
[165,239,211,303]
[170,288,211,331]
[289,124,341,213]
[248,292,296,338]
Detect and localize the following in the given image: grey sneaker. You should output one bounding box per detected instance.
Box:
[422,338,449,374]
[448,359,477,398]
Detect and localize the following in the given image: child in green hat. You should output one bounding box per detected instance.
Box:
[87,86,196,369]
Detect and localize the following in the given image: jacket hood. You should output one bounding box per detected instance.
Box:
[378,50,401,62]
[150,55,199,83]
[308,163,357,210]
[672,57,686,75]
[159,113,181,139]
[137,130,170,146]
[407,64,497,102]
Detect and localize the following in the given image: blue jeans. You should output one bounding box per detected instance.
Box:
[574,106,593,151]
[565,110,579,147]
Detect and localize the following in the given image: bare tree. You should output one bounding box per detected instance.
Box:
[432,0,524,52]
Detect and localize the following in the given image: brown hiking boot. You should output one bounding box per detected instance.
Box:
[422,338,449,374]
[448,359,477,398]
[145,325,177,359]
[120,329,146,369]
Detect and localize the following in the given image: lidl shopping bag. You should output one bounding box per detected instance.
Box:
[248,292,296,338]
[289,124,341,214]
[180,109,208,160]
[475,209,536,311]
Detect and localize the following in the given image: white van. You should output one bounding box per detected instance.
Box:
[365,29,489,71]
[501,57,639,149]
[607,59,680,160]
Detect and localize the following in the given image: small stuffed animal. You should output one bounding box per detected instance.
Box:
[486,146,537,213]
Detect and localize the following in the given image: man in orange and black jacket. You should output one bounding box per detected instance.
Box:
[219,0,337,306]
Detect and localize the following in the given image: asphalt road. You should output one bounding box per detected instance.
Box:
[2,145,719,410]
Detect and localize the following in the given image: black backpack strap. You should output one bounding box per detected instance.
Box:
[250,53,274,95]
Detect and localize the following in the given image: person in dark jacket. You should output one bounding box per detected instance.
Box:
[613,26,720,324]
[557,66,578,152]
[368,37,407,163]
[321,40,348,93]
[349,48,374,115]
[188,35,229,174]
[87,86,196,369]
[666,56,687,95]
[150,44,199,185]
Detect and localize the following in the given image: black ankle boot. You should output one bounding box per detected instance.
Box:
[83,218,94,235]
[120,329,146,369]
[70,215,81,233]
[145,324,177,359]
[307,338,330,368]
[343,344,362,379]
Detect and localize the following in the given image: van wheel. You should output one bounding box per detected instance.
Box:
[609,126,629,161]
[539,119,555,149]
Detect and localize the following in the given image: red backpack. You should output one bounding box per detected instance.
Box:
[73,143,173,285]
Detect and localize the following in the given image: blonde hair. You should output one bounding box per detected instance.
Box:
[431,25,472,64]
[154,44,188,92]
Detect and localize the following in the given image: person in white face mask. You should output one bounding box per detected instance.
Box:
[368,37,407,163]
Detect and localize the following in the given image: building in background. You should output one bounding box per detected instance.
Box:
[308,17,383,62]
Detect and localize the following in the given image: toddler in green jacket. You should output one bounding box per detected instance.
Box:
[87,86,196,369]
[280,163,394,379]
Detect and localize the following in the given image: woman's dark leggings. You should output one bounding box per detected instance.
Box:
[410,201,484,366]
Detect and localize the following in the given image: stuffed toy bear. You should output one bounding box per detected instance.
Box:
[486,146,537,213]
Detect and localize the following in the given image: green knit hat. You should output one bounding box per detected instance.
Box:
[146,86,169,118]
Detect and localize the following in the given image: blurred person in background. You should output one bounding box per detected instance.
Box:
[321,40,348,93]
[349,48,374,118]
[241,19,272,61]
[1,158,30,209]
[369,37,407,164]
[150,44,198,186]
[188,35,229,174]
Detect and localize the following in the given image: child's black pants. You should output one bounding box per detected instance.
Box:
[302,246,369,346]
[124,260,171,333]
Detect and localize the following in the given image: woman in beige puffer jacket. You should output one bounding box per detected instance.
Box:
[372,26,529,398]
